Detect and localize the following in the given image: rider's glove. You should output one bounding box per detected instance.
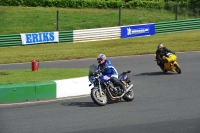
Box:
[94,70,100,76]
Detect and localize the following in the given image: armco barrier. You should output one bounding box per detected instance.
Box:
[73,26,121,43]
[155,18,200,34]
[59,30,73,43]
[0,81,56,103]
[0,77,90,104]
[0,34,22,47]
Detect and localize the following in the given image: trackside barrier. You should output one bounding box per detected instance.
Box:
[0,30,73,47]
[54,76,91,98]
[0,77,91,104]
[0,18,199,47]
[34,81,56,100]
[57,30,73,43]
[0,81,56,103]
[0,34,22,47]
[155,18,200,34]
[73,26,121,42]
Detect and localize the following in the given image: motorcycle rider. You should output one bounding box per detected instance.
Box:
[96,54,126,93]
[156,43,173,70]
[96,54,118,78]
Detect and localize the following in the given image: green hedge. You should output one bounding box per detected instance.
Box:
[1,0,199,12]
[0,0,173,9]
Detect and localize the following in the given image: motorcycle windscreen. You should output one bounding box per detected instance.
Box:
[88,64,98,80]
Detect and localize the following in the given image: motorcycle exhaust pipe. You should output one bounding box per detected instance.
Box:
[108,84,134,99]
[121,84,134,97]
[125,84,133,93]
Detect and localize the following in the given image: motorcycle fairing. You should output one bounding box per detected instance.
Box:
[119,74,127,81]
[163,54,178,71]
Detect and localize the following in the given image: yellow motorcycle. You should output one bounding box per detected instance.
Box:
[154,53,181,74]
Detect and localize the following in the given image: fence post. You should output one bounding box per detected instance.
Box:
[118,7,121,26]
[56,10,59,31]
[175,4,178,20]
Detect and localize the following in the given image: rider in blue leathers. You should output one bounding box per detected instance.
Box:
[97,54,118,79]
[97,54,125,93]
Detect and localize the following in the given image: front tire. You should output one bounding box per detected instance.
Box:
[91,88,107,106]
[123,88,134,101]
[175,64,181,74]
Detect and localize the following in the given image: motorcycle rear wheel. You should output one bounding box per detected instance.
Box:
[175,64,181,74]
[123,89,134,101]
[160,66,168,73]
[91,88,107,106]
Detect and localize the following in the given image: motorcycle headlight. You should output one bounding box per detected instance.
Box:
[89,76,96,83]
[167,53,172,57]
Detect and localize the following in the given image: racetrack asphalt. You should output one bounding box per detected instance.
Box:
[0,51,200,133]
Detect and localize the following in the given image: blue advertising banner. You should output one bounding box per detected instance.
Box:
[121,23,155,38]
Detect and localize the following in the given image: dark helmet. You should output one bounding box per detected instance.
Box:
[97,54,106,64]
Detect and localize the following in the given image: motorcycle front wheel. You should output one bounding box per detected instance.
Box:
[123,88,134,101]
[175,64,181,74]
[91,88,107,106]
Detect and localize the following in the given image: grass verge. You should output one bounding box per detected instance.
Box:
[0,30,200,85]
[0,68,88,85]
[0,30,200,64]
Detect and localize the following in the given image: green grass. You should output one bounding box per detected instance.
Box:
[0,68,88,85]
[0,30,200,64]
[0,6,200,85]
[0,6,194,34]
[1,30,200,85]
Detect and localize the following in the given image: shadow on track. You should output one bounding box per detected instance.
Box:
[60,100,123,107]
[61,102,97,107]
[133,72,176,76]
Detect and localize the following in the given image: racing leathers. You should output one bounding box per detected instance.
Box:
[97,59,118,79]
[156,47,173,69]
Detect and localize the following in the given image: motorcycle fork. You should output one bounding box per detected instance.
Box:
[172,61,179,71]
[98,80,104,97]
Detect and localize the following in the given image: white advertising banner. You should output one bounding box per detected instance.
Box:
[20,31,59,45]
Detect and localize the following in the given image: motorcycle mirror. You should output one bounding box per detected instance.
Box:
[127,70,131,73]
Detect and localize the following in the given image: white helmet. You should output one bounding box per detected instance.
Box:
[158,43,163,49]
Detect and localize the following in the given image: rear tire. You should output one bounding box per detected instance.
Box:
[91,88,107,106]
[123,88,134,101]
[163,69,168,73]
[160,66,168,73]
[175,64,181,74]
